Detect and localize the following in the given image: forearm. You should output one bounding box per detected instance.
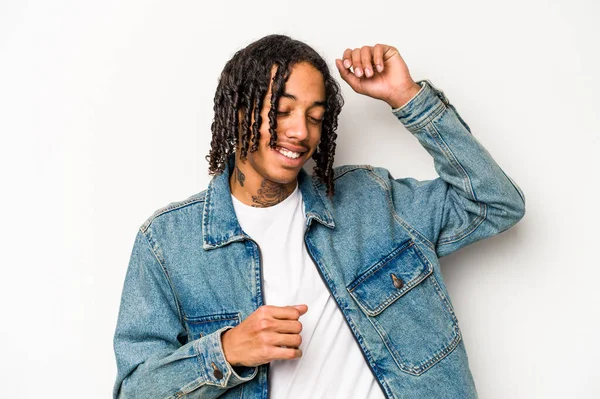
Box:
[114,327,257,399]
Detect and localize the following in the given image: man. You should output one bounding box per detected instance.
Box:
[113,35,525,398]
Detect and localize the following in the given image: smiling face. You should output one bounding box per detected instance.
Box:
[231,62,326,205]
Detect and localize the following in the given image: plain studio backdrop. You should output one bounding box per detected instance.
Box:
[1,0,598,397]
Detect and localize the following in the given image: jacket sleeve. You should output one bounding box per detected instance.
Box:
[386,79,526,258]
[113,230,257,399]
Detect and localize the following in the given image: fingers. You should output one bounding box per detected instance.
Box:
[266,304,307,320]
[360,46,374,78]
[339,45,377,78]
[342,48,352,69]
[339,44,395,79]
[351,48,363,77]
[271,346,303,360]
[373,44,384,73]
[336,58,361,89]
[277,319,303,334]
[293,304,308,316]
[268,331,303,348]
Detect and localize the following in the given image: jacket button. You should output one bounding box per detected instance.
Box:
[211,362,224,380]
[391,273,404,289]
[213,369,224,380]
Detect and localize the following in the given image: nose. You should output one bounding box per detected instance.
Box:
[283,114,309,141]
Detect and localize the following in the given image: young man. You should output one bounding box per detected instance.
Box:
[113,35,525,398]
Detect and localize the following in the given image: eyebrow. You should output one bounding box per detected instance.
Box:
[281,92,326,107]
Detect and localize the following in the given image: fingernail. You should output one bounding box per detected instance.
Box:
[355,67,363,77]
[376,64,383,73]
[343,59,351,68]
[365,67,372,77]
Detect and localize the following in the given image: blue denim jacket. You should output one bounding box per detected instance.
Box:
[113,80,526,399]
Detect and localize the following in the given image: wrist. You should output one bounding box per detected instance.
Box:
[386,82,422,109]
[221,329,239,366]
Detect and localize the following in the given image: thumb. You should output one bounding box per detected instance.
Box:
[293,304,308,316]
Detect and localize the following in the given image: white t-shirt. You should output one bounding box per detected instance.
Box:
[231,184,385,399]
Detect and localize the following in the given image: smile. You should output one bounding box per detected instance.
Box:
[276,146,303,159]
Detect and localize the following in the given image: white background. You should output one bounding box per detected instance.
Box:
[1,0,598,397]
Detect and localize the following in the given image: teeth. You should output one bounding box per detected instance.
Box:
[277,147,301,159]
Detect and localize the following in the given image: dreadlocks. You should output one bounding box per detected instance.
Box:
[206,34,344,196]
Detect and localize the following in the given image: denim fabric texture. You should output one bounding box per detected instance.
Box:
[113,80,526,399]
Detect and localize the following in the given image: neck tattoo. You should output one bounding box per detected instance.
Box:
[234,166,245,187]
[251,179,290,207]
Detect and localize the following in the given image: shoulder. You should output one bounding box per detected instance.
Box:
[139,189,207,233]
[332,164,394,189]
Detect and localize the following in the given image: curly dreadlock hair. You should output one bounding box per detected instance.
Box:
[206,34,344,196]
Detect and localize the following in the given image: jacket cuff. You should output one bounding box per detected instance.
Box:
[195,326,258,388]
[391,79,450,130]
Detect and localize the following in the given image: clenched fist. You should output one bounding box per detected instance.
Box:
[335,44,421,109]
[221,304,308,367]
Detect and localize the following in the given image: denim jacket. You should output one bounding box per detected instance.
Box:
[113,80,526,399]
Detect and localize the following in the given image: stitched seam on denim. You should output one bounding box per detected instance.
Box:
[246,239,264,309]
[229,364,258,383]
[185,313,240,324]
[407,274,461,373]
[333,164,373,180]
[367,315,414,374]
[141,229,185,326]
[403,294,461,373]
[308,177,334,227]
[202,184,248,248]
[344,309,394,399]
[260,364,268,399]
[164,342,207,398]
[364,311,430,376]
[202,183,213,245]
[367,168,436,252]
[185,315,240,340]
[430,273,459,323]
[427,122,475,199]
[168,375,207,398]
[305,236,337,297]
[426,119,488,244]
[401,101,446,132]
[438,203,487,245]
[141,192,207,233]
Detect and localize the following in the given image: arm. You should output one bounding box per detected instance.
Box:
[389,79,525,257]
[336,44,525,258]
[113,231,257,399]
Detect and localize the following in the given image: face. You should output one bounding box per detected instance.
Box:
[238,62,326,186]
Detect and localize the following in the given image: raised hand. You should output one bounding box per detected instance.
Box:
[221,304,307,367]
[335,44,421,109]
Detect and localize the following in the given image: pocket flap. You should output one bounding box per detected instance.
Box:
[347,240,433,316]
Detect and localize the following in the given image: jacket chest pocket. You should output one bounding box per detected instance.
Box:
[347,240,461,376]
[184,312,241,342]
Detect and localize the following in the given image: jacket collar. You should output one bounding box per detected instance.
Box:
[202,158,335,250]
